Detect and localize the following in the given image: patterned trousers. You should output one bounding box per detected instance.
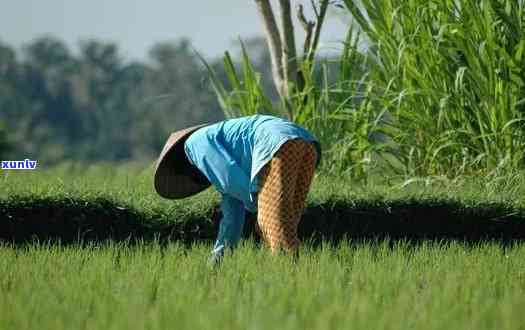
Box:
[257,139,317,253]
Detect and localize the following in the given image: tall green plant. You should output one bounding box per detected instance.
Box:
[201,27,387,180]
[197,43,278,119]
[344,0,525,176]
[292,26,389,179]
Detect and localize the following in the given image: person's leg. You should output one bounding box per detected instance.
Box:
[275,140,316,252]
[291,141,317,226]
[257,139,304,253]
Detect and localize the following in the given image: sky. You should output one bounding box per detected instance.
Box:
[0,0,350,61]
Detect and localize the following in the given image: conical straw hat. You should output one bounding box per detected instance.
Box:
[154,124,211,199]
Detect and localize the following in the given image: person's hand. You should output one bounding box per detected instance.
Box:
[208,250,223,269]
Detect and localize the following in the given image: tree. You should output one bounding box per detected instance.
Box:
[147,39,222,132]
[0,122,8,159]
[20,37,79,161]
[0,42,22,160]
[254,0,330,120]
[0,37,226,163]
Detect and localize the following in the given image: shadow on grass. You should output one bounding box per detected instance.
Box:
[1,197,525,246]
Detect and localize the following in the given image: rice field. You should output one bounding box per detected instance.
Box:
[1,166,525,329]
[1,240,524,330]
[2,0,525,329]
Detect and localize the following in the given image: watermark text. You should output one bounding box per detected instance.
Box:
[1,159,38,170]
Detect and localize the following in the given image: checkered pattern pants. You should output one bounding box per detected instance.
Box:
[257,139,317,253]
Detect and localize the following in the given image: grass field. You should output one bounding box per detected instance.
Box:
[1,165,525,329]
[1,241,525,330]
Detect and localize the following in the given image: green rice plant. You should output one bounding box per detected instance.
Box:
[344,0,525,176]
[1,241,525,330]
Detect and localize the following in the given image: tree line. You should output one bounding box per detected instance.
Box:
[0,36,275,164]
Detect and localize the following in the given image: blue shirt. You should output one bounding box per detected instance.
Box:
[184,115,321,257]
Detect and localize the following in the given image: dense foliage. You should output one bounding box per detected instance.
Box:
[344,0,525,176]
[210,0,525,178]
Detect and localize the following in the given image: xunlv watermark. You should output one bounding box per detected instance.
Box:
[1,159,38,170]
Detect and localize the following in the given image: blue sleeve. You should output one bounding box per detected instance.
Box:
[186,135,256,211]
[212,194,246,257]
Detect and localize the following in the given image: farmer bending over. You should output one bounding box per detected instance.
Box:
[154,114,321,264]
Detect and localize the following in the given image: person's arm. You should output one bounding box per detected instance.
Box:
[185,135,256,211]
[210,194,246,264]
